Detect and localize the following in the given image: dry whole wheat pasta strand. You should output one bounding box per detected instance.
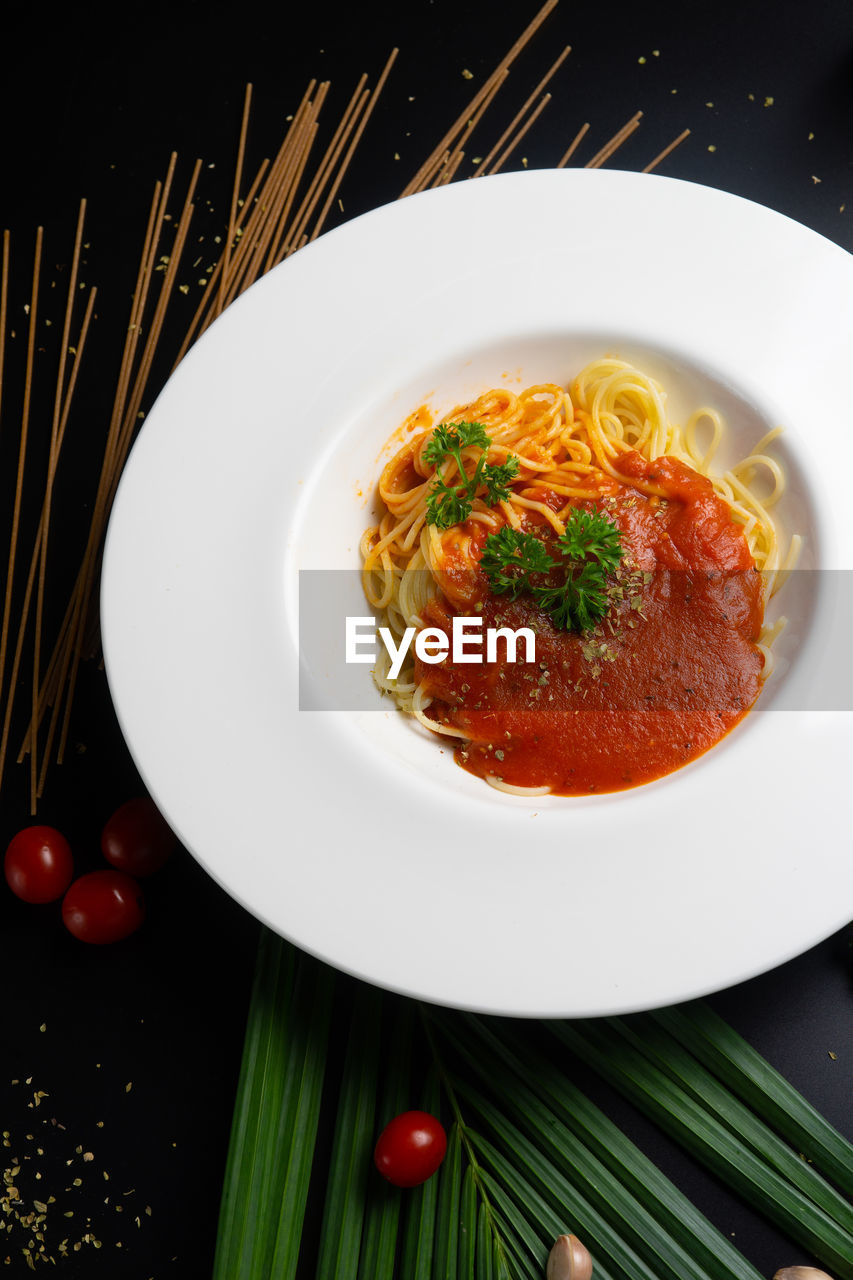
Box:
[30,201,88,804]
[214,82,254,320]
[585,110,642,168]
[18,578,74,767]
[201,155,275,314]
[401,69,505,198]
[18,174,171,763]
[269,87,344,263]
[278,76,368,257]
[115,162,202,493]
[487,92,552,175]
[441,69,510,186]
[17,534,81,766]
[428,150,452,189]
[431,149,466,188]
[102,166,175,484]
[266,117,321,269]
[96,169,201,585]
[217,81,321,307]
[422,149,450,190]
[56,206,197,764]
[98,189,178,520]
[473,43,571,178]
[263,109,325,272]
[244,107,321,285]
[56,160,199,764]
[556,121,590,168]
[643,127,691,173]
[400,0,558,197]
[33,287,98,798]
[45,203,87,463]
[174,155,270,364]
[308,48,399,242]
[234,84,328,291]
[0,227,42,762]
[6,283,98,792]
[407,145,454,197]
[112,173,200,542]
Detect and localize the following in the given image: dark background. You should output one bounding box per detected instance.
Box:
[1,1,852,1275]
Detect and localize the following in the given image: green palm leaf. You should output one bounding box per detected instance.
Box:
[357,1001,414,1280]
[550,1017,853,1280]
[458,1164,478,1280]
[436,1010,764,1280]
[433,1122,463,1280]
[213,931,333,1280]
[477,1202,495,1280]
[609,1012,853,1234]
[463,1099,665,1280]
[652,1001,853,1198]
[399,1066,442,1279]
[315,983,383,1279]
[215,931,853,1280]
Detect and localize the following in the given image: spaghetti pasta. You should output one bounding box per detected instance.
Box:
[361,357,799,795]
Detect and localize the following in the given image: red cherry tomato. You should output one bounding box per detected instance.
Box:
[62,870,145,944]
[4,826,74,903]
[373,1110,447,1187]
[101,796,176,877]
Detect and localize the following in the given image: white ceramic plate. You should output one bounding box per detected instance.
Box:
[101,168,853,1017]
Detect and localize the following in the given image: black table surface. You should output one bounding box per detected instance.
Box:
[1,2,852,1276]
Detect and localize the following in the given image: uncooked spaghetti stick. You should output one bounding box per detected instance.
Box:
[9,284,97,789]
[265,114,322,271]
[585,111,642,169]
[234,84,328,290]
[431,149,466,188]
[643,127,690,173]
[556,121,590,168]
[30,201,87,803]
[280,76,367,256]
[219,81,321,305]
[58,159,198,764]
[175,155,270,364]
[309,48,399,242]
[474,44,570,178]
[443,70,509,185]
[487,93,552,175]
[214,82,254,320]
[401,0,558,197]
[0,228,41,753]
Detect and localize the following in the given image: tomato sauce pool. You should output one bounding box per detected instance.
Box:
[416,452,766,796]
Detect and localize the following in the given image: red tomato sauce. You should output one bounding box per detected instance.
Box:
[416,452,765,795]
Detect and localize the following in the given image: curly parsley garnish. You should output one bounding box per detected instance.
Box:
[424,421,519,529]
[478,527,556,598]
[557,505,623,573]
[479,507,624,633]
[534,561,614,632]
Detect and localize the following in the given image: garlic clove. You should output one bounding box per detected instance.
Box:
[773,1269,836,1279]
[546,1233,593,1280]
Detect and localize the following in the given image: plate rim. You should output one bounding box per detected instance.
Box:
[102,167,853,1016]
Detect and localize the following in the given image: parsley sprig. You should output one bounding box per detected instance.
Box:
[424,421,519,529]
[557,506,623,572]
[479,507,624,633]
[478,526,556,598]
